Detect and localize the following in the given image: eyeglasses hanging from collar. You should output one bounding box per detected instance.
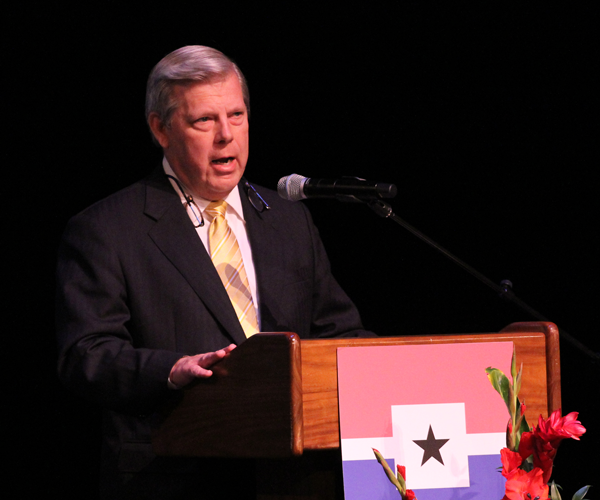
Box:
[165,174,205,227]
[243,178,271,212]
[166,174,271,227]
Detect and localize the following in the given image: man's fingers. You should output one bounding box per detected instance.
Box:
[189,362,213,378]
[169,345,236,387]
[198,344,236,368]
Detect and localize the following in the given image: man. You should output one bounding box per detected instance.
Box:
[56,46,370,498]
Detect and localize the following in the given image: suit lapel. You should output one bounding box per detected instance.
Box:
[143,170,247,345]
[240,183,290,333]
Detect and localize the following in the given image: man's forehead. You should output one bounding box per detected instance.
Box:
[173,74,244,107]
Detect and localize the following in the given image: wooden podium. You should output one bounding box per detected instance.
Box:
[152,322,560,497]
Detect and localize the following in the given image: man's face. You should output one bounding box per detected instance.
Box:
[151,72,249,200]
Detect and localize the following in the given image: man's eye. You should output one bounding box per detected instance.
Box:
[196,117,210,123]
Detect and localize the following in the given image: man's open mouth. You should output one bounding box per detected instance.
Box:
[212,157,235,165]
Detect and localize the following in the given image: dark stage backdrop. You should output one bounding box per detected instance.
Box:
[11,2,598,498]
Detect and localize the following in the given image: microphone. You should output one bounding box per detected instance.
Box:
[277,173,397,202]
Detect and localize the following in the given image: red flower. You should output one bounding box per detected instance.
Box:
[501,447,549,499]
[518,409,586,483]
[536,410,586,446]
[502,467,549,500]
[500,448,523,478]
[397,465,406,481]
[519,433,555,483]
[396,464,417,500]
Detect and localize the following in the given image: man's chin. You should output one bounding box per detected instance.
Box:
[199,175,244,201]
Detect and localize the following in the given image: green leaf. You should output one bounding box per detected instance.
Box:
[486,367,511,411]
[511,346,517,383]
[506,424,514,450]
[517,412,531,447]
[572,485,591,500]
[550,482,563,500]
[515,399,529,428]
[396,469,406,491]
[508,383,516,418]
[520,454,534,472]
[373,449,402,492]
[514,362,523,399]
[521,412,530,433]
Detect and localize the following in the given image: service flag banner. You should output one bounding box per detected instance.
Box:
[338,342,513,499]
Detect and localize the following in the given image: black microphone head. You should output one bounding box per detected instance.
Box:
[277,173,308,201]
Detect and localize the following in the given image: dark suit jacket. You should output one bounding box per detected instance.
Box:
[56,168,368,497]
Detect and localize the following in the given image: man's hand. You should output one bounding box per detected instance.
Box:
[169,344,236,388]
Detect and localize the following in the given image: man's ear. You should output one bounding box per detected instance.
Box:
[148,112,169,148]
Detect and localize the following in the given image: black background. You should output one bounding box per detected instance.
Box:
[10,1,598,497]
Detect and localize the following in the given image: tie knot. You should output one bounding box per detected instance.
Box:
[205,200,228,221]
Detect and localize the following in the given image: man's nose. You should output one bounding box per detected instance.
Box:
[215,118,233,144]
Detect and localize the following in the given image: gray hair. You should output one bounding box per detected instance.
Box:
[145,45,250,128]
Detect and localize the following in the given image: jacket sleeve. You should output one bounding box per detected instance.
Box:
[56,210,183,415]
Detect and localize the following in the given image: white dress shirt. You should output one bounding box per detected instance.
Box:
[162,158,261,328]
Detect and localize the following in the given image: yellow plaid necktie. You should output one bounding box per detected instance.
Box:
[205,200,258,338]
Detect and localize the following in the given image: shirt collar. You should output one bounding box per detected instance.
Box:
[162,157,245,222]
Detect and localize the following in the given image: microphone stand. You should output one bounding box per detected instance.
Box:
[365,198,599,362]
